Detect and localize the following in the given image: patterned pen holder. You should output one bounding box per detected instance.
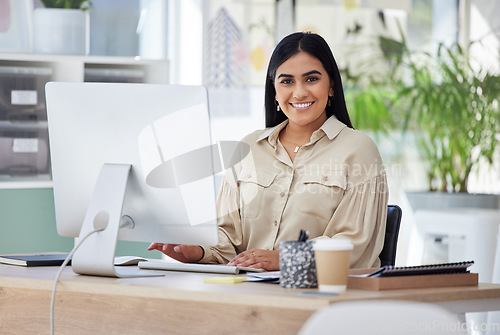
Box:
[279,240,317,288]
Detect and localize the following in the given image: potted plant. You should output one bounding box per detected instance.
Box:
[395,38,500,209]
[33,0,92,55]
[39,0,92,9]
[344,33,500,209]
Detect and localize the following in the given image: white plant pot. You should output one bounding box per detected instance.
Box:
[33,8,89,55]
[405,191,500,211]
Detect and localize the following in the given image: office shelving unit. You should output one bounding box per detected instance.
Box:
[0,53,169,189]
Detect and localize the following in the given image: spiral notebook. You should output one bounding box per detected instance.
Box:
[368,261,474,278]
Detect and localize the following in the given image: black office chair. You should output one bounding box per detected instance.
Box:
[379,204,402,266]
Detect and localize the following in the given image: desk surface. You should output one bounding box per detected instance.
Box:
[1,264,500,334]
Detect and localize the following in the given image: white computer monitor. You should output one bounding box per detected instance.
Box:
[46,82,225,277]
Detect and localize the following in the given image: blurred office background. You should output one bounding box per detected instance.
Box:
[0,0,499,270]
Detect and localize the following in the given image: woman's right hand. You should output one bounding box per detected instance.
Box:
[147,243,204,263]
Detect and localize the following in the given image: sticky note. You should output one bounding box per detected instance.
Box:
[203,276,247,284]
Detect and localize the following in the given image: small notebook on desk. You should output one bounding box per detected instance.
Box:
[0,253,70,267]
[0,254,150,267]
[138,260,265,275]
[368,261,474,277]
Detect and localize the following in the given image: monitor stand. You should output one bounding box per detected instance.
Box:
[71,163,163,278]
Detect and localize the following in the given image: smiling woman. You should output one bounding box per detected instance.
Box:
[274,52,332,159]
[265,32,353,129]
[150,32,388,272]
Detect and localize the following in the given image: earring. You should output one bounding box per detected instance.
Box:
[328,95,333,107]
[276,101,281,112]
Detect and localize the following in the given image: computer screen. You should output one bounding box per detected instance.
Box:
[45,82,222,277]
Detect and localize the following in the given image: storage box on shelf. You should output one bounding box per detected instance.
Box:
[0,53,168,188]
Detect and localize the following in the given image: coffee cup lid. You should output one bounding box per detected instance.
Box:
[313,238,354,251]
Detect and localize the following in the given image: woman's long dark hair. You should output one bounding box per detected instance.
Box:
[264,32,353,129]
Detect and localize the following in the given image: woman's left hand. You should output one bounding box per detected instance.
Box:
[227,249,279,271]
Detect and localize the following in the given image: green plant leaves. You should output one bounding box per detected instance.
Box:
[40,0,92,10]
[404,43,500,192]
[344,35,500,193]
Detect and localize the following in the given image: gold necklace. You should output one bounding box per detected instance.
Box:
[285,126,302,153]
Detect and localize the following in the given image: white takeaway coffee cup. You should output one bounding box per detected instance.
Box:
[313,239,353,292]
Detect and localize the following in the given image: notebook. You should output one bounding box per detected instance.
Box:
[0,253,70,267]
[138,260,265,275]
[368,261,474,277]
[0,254,152,267]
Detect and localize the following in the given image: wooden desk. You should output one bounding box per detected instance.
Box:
[1,264,500,335]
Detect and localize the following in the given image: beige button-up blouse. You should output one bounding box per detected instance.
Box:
[200,116,388,268]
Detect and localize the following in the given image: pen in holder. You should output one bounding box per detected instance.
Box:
[279,230,317,288]
[298,229,309,242]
